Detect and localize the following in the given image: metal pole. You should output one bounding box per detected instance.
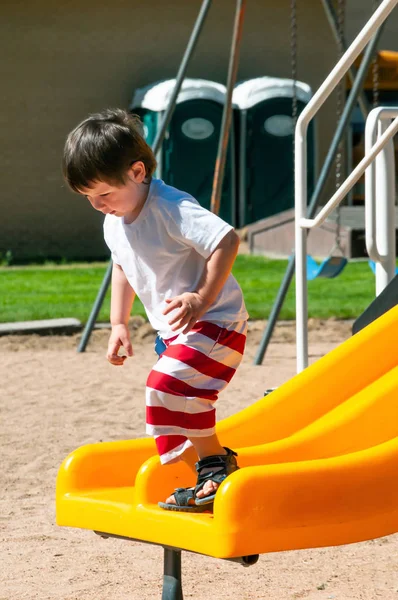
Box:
[77,0,213,352]
[322,0,371,207]
[347,122,354,205]
[210,0,246,216]
[365,107,398,292]
[375,119,397,294]
[152,0,213,156]
[77,260,113,353]
[300,115,398,228]
[321,0,371,121]
[162,548,183,600]
[229,120,238,227]
[310,26,383,216]
[254,23,385,366]
[238,109,248,227]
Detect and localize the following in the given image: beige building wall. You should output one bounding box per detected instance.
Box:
[1,0,397,260]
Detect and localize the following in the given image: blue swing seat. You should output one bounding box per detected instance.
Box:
[368,260,398,275]
[306,255,348,280]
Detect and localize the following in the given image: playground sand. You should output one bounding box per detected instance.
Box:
[1,318,397,600]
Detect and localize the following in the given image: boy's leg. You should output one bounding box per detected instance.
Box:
[147,320,247,509]
[189,433,226,459]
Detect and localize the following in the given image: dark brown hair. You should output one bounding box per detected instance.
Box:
[62,108,157,192]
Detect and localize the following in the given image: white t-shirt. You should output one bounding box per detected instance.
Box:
[103,179,248,337]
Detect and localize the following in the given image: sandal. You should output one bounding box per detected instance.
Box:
[158,447,239,512]
[158,487,208,512]
[195,447,239,507]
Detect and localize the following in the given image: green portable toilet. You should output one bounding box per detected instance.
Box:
[130,78,237,225]
[233,77,316,226]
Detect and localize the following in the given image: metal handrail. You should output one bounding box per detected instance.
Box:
[300,115,398,229]
[253,18,384,367]
[294,0,398,373]
[365,108,398,295]
[364,107,398,262]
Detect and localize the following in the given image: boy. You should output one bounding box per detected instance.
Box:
[63,108,248,511]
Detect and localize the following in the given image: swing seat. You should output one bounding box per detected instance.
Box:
[368,260,398,275]
[306,255,348,280]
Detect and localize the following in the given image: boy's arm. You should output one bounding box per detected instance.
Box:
[107,262,135,366]
[163,229,240,333]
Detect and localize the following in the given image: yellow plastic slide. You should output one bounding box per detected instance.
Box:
[56,306,398,559]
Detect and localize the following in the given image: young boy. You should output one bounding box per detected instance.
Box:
[63,108,248,512]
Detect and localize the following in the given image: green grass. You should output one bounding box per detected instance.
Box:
[233,255,378,320]
[0,255,382,323]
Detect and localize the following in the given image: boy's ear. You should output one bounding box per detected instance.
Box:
[128,161,146,183]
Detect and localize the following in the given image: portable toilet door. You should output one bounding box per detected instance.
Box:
[130,81,168,173]
[130,79,237,225]
[233,77,316,227]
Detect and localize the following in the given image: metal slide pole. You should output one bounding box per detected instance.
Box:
[162,548,183,600]
[77,0,213,352]
[364,109,397,294]
[210,0,246,216]
[253,23,385,366]
[377,119,396,294]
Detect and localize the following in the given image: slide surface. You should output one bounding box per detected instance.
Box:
[56,306,398,559]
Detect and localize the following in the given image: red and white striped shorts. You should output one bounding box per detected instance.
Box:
[146,320,247,464]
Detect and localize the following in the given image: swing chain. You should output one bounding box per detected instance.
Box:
[334,0,346,255]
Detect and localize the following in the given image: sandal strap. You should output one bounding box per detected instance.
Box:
[172,487,195,507]
[195,447,238,472]
[194,447,239,495]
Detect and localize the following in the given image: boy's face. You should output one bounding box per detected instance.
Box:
[79,162,147,218]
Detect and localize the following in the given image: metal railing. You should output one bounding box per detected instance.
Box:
[295,0,398,372]
[365,107,398,295]
[253,6,385,367]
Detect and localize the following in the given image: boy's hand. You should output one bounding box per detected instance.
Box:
[107,324,133,366]
[163,292,208,334]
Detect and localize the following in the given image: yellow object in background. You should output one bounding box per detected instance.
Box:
[347,50,398,90]
[56,306,398,559]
